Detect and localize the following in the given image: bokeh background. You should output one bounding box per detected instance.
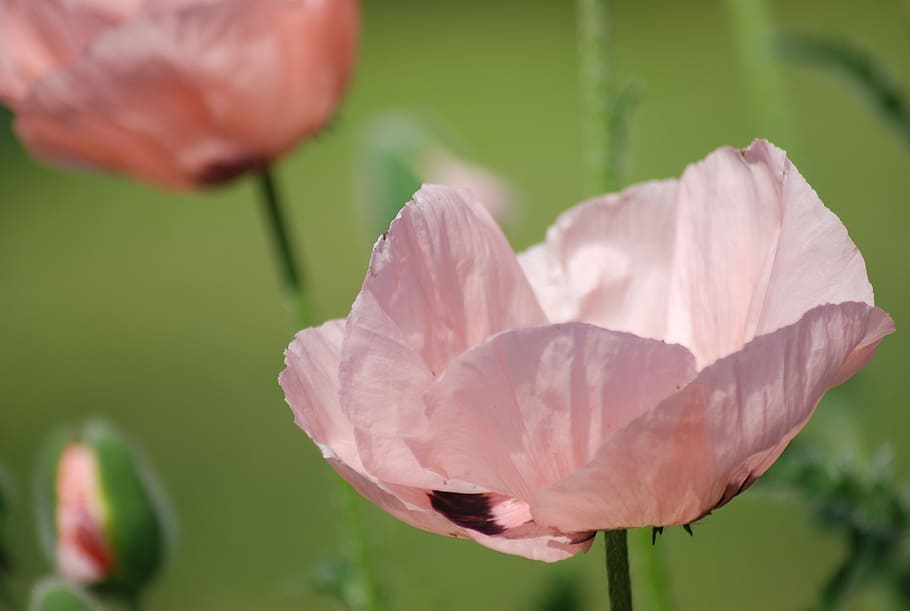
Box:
[1,0,908,609]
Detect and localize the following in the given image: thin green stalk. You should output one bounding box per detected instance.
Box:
[605,530,633,611]
[255,169,383,611]
[257,169,315,329]
[341,483,382,611]
[576,0,614,195]
[724,0,795,144]
[630,529,672,611]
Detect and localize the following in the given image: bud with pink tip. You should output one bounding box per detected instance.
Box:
[38,422,166,594]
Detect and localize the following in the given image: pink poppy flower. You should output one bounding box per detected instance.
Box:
[279,140,894,562]
[0,0,358,188]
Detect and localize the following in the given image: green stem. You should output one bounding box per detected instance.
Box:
[576,0,614,195]
[605,530,633,611]
[724,0,794,143]
[341,483,382,611]
[630,528,673,611]
[257,169,315,329]
[255,169,383,611]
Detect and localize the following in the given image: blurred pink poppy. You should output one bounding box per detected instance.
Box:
[279,140,894,562]
[0,0,358,188]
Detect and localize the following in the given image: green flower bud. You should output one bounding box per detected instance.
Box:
[30,578,105,611]
[37,421,168,594]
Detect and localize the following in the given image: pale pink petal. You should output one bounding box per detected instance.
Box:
[412,322,696,501]
[532,302,895,532]
[280,320,363,471]
[464,528,595,563]
[665,139,874,366]
[517,179,679,338]
[339,185,548,488]
[14,0,358,187]
[421,150,516,222]
[280,321,466,539]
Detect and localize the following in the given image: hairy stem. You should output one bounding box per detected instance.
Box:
[605,530,633,611]
[576,0,615,195]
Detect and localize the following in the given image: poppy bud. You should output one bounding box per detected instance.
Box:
[37,422,166,592]
[30,578,104,611]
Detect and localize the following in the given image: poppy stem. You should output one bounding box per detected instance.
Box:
[576,0,614,195]
[255,168,384,611]
[723,0,795,144]
[604,530,633,611]
[256,168,316,329]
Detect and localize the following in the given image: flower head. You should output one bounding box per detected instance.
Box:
[0,0,359,188]
[279,140,894,561]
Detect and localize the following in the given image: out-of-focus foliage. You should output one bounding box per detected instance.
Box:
[778,33,910,150]
[29,579,104,611]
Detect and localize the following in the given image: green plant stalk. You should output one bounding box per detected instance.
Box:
[630,528,673,611]
[724,0,795,143]
[257,169,316,330]
[777,33,910,152]
[605,531,633,611]
[256,169,383,611]
[576,0,614,195]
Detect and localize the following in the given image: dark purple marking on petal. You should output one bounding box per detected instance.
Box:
[428,491,505,536]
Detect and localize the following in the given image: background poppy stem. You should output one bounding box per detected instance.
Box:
[255,168,384,611]
[256,168,315,329]
[605,530,633,611]
[723,0,795,146]
[576,0,614,195]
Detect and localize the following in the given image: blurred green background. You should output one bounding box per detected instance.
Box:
[1,0,908,609]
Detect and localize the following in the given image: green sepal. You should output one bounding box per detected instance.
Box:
[83,421,164,595]
[29,578,105,611]
[34,428,76,569]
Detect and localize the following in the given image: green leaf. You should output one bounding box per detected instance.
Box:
[777,32,910,151]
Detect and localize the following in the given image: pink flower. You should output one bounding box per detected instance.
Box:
[279,140,894,562]
[0,0,358,188]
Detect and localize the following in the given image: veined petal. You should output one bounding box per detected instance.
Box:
[412,322,697,501]
[532,302,894,532]
[665,140,874,366]
[0,0,143,104]
[280,319,363,472]
[340,185,548,488]
[518,179,679,339]
[14,0,358,187]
